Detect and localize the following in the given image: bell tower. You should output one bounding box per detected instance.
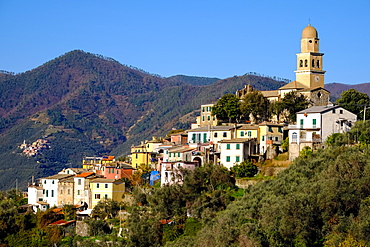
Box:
[295,24,326,89]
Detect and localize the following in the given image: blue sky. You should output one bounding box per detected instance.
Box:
[0,0,369,84]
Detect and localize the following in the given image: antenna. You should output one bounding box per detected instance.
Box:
[308,18,311,25]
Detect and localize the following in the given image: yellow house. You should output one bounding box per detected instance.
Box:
[258,122,284,156]
[90,178,125,209]
[131,141,159,169]
[82,156,115,169]
[236,125,259,139]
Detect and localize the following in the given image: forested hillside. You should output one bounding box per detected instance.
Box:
[0,50,287,190]
[167,145,370,246]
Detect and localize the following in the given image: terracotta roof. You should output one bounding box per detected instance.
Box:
[102,156,115,161]
[49,220,76,226]
[75,172,95,178]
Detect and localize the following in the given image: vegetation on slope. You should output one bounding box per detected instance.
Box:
[0,50,288,190]
[167,138,370,246]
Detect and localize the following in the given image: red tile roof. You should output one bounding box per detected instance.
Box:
[75,172,95,178]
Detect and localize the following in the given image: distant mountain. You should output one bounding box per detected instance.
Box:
[0,50,287,190]
[326,82,370,101]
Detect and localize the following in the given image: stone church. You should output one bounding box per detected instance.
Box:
[237,24,330,106]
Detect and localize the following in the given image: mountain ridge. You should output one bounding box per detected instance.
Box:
[0,50,287,190]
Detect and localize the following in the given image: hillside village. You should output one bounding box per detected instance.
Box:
[25,24,359,211]
[3,24,369,246]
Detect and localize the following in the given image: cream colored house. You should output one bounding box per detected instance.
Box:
[90,178,125,209]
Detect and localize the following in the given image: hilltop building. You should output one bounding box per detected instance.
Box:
[288,106,357,160]
[237,24,330,106]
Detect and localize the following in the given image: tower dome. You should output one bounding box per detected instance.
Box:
[302,24,318,38]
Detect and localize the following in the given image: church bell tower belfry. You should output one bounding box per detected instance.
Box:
[295,24,326,89]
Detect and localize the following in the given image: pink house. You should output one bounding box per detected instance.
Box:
[104,162,134,179]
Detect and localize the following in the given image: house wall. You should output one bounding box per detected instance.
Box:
[58,181,74,205]
[322,109,357,141]
[236,129,258,139]
[28,187,43,205]
[220,143,249,169]
[41,178,59,207]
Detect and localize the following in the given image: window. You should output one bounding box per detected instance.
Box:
[226,156,231,162]
[236,144,240,150]
[203,133,207,143]
[268,126,273,132]
[236,156,240,162]
[313,119,317,128]
[292,132,297,142]
[77,190,80,195]
[202,116,205,121]
[202,107,205,112]
[262,136,265,141]
[96,183,100,189]
[46,190,48,197]
[248,131,252,137]
[52,180,54,184]
[300,119,304,128]
[135,154,138,159]
[117,170,119,174]
[68,189,70,195]
[192,134,196,143]
[226,144,230,150]
[340,110,343,114]
[332,109,336,113]
[51,190,54,197]
[278,127,282,133]
[317,60,320,68]
[214,133,218,138]
[78,179,81,185]
[44,180,46,184]
[60,189,63,195]
[104,194,108,199]
[240,131,244,137]
[275,137,278,141]
[223,132,227,137]
[305,59,308,67]
[300,60,303,67]
[43,190,45,194]
[207,116,210,120]
[105,183,108,189]
[178,152,180,157]
[312,59,315,67]
[95,194,100,199]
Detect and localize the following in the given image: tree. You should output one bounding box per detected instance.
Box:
[211,94,241,123]
[279,91,310,122]
[230,161,258,178]
[240,91,269,123]
[336,89,370,120]
[91,199,124,219]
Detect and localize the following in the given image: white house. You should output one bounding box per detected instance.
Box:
[39,174,74,207]
[27,185,49,211]
[289,105,357,160]
[219,138,258,169]
[160,161,199,186]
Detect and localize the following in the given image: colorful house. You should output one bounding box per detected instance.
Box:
[90,178,125,209]
[288,105,357,160]
[219,138,258,169]
[74,172,96,209]
[104,162,134,179]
